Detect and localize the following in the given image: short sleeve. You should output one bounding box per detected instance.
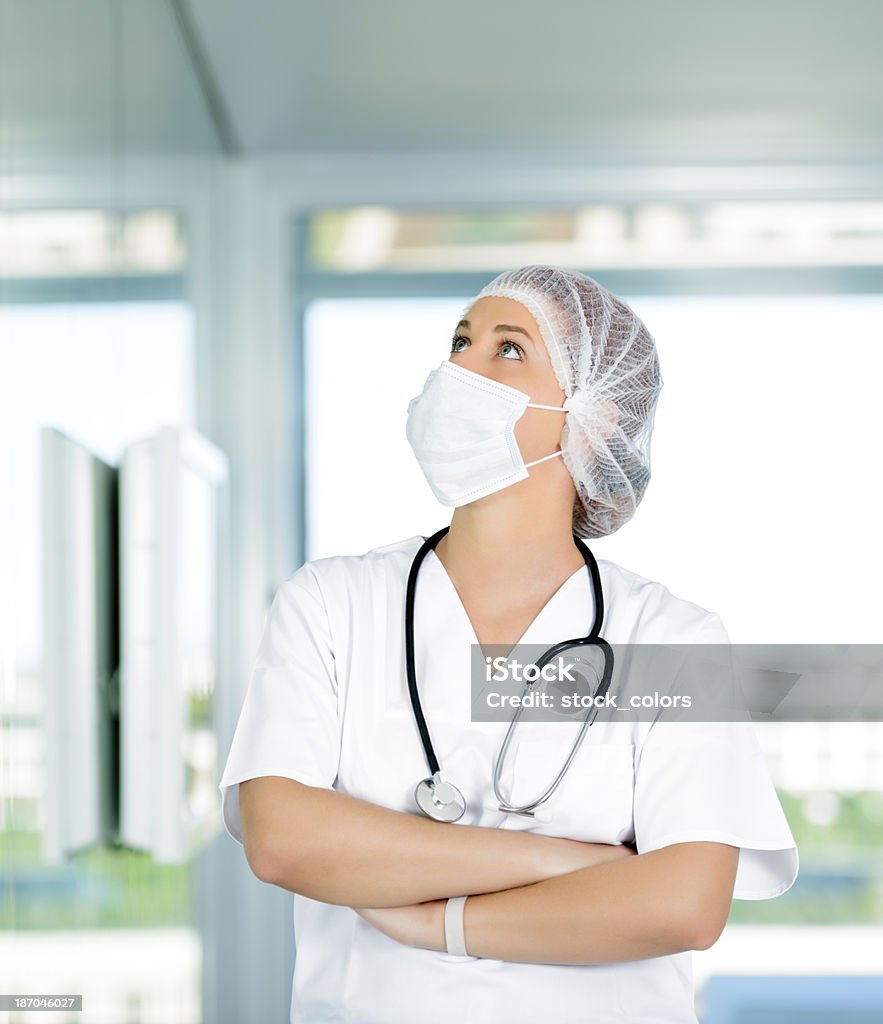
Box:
[632,612,799,900]
[217,565,340,846]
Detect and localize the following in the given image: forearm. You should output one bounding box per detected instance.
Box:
[256,780,617,906]
[460,842,731,964]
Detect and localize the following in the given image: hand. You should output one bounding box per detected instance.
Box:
[353,900,446,952]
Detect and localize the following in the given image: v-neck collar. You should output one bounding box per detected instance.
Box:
[423,546,591,658]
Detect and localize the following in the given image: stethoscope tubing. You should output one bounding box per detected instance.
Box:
[406,524,613,819]
[491,634,614,813]
[404,528,449,778]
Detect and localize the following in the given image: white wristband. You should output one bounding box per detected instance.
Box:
[444,895,469,956]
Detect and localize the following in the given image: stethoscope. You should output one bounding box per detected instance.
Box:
[407,525,614,824]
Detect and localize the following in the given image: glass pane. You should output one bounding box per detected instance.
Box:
[304,296,470,559]
[306,203,883,273]
[304,292,883,641]
[0,299,199,1021]
[0,209,187,279]
[304,292,883,944]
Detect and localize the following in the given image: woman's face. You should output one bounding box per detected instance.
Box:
[449,295,568,465]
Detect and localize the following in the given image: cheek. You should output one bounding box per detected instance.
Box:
[528,417,568,459]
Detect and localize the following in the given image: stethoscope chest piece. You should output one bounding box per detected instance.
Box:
[414,772,466,823]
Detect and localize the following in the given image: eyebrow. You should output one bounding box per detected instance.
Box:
[456,319,537,348]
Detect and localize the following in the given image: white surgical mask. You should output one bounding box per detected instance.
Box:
[405,359,570,507]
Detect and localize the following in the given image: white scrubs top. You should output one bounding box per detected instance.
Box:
[219,534,798,1024]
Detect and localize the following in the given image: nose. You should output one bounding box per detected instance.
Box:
[449,351,503,385]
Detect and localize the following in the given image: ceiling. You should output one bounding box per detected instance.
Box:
[1,0,882,164]
[0,0,218,160]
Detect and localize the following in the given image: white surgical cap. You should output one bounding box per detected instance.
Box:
[472,264,663,539]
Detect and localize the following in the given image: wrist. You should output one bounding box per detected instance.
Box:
[414,899,447,952]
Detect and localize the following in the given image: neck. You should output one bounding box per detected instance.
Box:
[434,474,583,589]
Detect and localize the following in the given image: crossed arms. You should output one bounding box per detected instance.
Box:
[238,776,739,965]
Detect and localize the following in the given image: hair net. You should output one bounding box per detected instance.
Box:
[470,264,663,539]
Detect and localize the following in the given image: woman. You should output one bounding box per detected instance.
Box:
[219,265,798,1024]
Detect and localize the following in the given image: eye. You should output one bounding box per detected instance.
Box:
[449,335,525,361]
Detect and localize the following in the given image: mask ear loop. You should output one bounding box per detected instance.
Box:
[524,449,565,469]
[527,400,570,411]
[522,398,570,469]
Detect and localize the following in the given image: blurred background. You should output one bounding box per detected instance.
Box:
[1,1,882,1021]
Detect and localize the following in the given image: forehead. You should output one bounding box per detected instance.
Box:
[461,295,540,331]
